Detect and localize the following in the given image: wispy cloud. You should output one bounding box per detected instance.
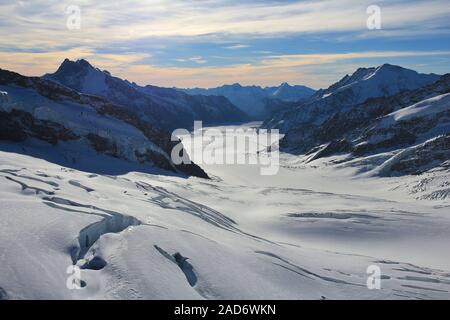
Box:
[189,56,207,64]
[115,49,450,88]
[1,0,449,49]
[225,44,249,50]
[3,49,445,89]
[176,56,207,64]
[261,51,450,69]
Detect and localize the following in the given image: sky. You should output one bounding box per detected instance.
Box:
[1,0,450,89]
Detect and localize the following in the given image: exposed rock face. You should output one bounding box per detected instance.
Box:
[86,133,119,157]
[134,149,178,172]
[0,110,28,142]
[353,130,417,156]
[0,68,209,179]
[306,139,352,163]
[386,135,450,176]
[0,109,79,144]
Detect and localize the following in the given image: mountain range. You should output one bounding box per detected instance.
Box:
[179,82,315,119]
[264,64,449,177]
[44,59,248,130]
[265,64,440,130]
[1,60,449,179]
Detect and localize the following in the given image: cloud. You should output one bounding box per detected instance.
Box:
[189,56,207,64]
[3,48,445,89]
[51,51,450,88]
[1,0,449,50]
[0,1,449,88]
[261,51,450,69]
[225,44,249,49]
[113,49,450,88]
[176,56,207,64]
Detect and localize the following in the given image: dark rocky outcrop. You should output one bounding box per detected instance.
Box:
[307,139,352,163]
[353,130,417,156]
[86,133,119,157]
[384,134,450,176]
[0,109,79,145]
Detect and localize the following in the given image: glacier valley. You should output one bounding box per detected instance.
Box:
[1,122,449,300]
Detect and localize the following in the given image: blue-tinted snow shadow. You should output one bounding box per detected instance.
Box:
[0,140,186,179]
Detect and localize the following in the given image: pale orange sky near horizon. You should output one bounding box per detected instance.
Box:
[2,50,449,90]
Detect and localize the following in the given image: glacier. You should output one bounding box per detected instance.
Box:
[1,123,450,299]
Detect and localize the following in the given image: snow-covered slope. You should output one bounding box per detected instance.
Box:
[266,82,316,102]
[180,83,315,119]
[44,59,248,130]
[0,68,208,178]
[1,123,450,300]
[316,64,440,104]
[356,92,450,177]
[380,93,450,127]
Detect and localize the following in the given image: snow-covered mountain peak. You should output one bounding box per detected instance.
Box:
[45,59,111,96]
[75,58,93,68]
[316,64,440,103]
[365,63,437,82]
[228,83,243,89]
[56,58,102,75]
[364,64,439,92]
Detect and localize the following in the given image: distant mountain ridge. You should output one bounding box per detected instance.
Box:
[44,59,248,130]
[179,82,315,119]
